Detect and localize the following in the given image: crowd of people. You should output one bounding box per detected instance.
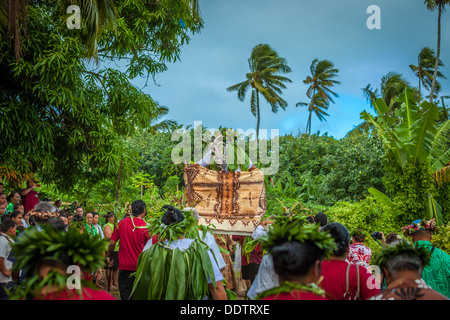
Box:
[0,181,450,301]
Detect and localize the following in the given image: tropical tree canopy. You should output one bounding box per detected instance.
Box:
[0,0,203,191]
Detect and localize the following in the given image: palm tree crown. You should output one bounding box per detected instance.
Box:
[226,43,292,140]
[410,47,446,102]
[301,58,340,135]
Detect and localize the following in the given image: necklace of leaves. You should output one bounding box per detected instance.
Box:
[255,280,326,300]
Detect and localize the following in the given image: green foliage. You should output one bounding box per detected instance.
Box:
[325,196,397,255]
[436,182,450,224]
[0,0,202,193]
[431,222,450,255]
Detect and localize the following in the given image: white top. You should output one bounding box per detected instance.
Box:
[198,230,227,270]
[0,234,13,283]
[94,224,104,238]
[143,238,224,284]
[198,150,253,171]
[247,254,279,300]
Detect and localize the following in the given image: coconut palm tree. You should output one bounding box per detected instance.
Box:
[302,58,340,135]
[362,72,410,113]
[424,0,450,102]
[296,93,330,136]
[227,44,292,139]
[410,47,446,102]
[226,43,292,140]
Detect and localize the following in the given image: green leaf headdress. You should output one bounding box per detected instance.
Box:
[259,219,336,259]
[147,205,199,242]
[372,239,432,275]
[9,224,105,299]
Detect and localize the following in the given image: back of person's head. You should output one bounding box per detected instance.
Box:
[412,229,432,241]
[34,201,56,213]
[352,229,366,243]
[0,218,16,233]
[321,222,350,257]
[314,212,328,227]
[272,241,324,281]
[47,217,67,231]
[161,205,184,225]
[383,246,423,277]
[131,200,146,217]
[386,233,398,244]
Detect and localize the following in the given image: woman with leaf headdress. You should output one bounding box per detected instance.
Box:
[255,220,336,300]
[131,205,227,300]
[371,239,448,300]
[8,222,115,300]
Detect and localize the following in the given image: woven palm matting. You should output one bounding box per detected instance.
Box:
[184,166,266,235]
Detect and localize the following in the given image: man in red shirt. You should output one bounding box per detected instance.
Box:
[20,180,40,212]
[106,200,150,300]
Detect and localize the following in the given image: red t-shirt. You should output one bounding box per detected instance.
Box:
[39,287,116,300]
[319,260,380,300]
[262,290,328,300]
[22,189,40,211]
[232,235,263,265]
[111,216,150,271]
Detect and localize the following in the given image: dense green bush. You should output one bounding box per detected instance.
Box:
[324,196,398,256]
[431,222,450,255]
[383,162,436,226]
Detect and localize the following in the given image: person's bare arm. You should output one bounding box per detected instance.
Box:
[0,257,11,278]
[106,239,117,267]
[103,225,113,240]
[208,280,227,300]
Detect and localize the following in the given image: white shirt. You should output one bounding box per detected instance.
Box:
[198,150,253,171]
[198,230,227,270]
[0,233,13,283]
[94,224,104,238]
[247,254,279,300]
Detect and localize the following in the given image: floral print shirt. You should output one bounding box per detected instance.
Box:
[347,242,372,268]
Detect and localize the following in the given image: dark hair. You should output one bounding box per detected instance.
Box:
[306,215,315,224]
[161,205,184,225]
[314,212,328,227]
[352,229,366,243]
[272,241,324,281]
[47,217,67,231]
[131,200,146,217]
[72,215,84,222]
[0,218,16,232]
[7,191,20,202]
[385,233,398,244]
[10,210,22,219]
[13,203,24,210]
[321,222,350,257]
[103,211,114,223]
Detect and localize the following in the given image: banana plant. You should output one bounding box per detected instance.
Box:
[362,88,449,225]
[361,88,450,172]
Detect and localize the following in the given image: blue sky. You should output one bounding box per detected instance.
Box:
[133,0,450,140]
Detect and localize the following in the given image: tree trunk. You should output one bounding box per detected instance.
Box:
[116,155,123,204]
[429,4,442,103]
[256,90,260,141]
